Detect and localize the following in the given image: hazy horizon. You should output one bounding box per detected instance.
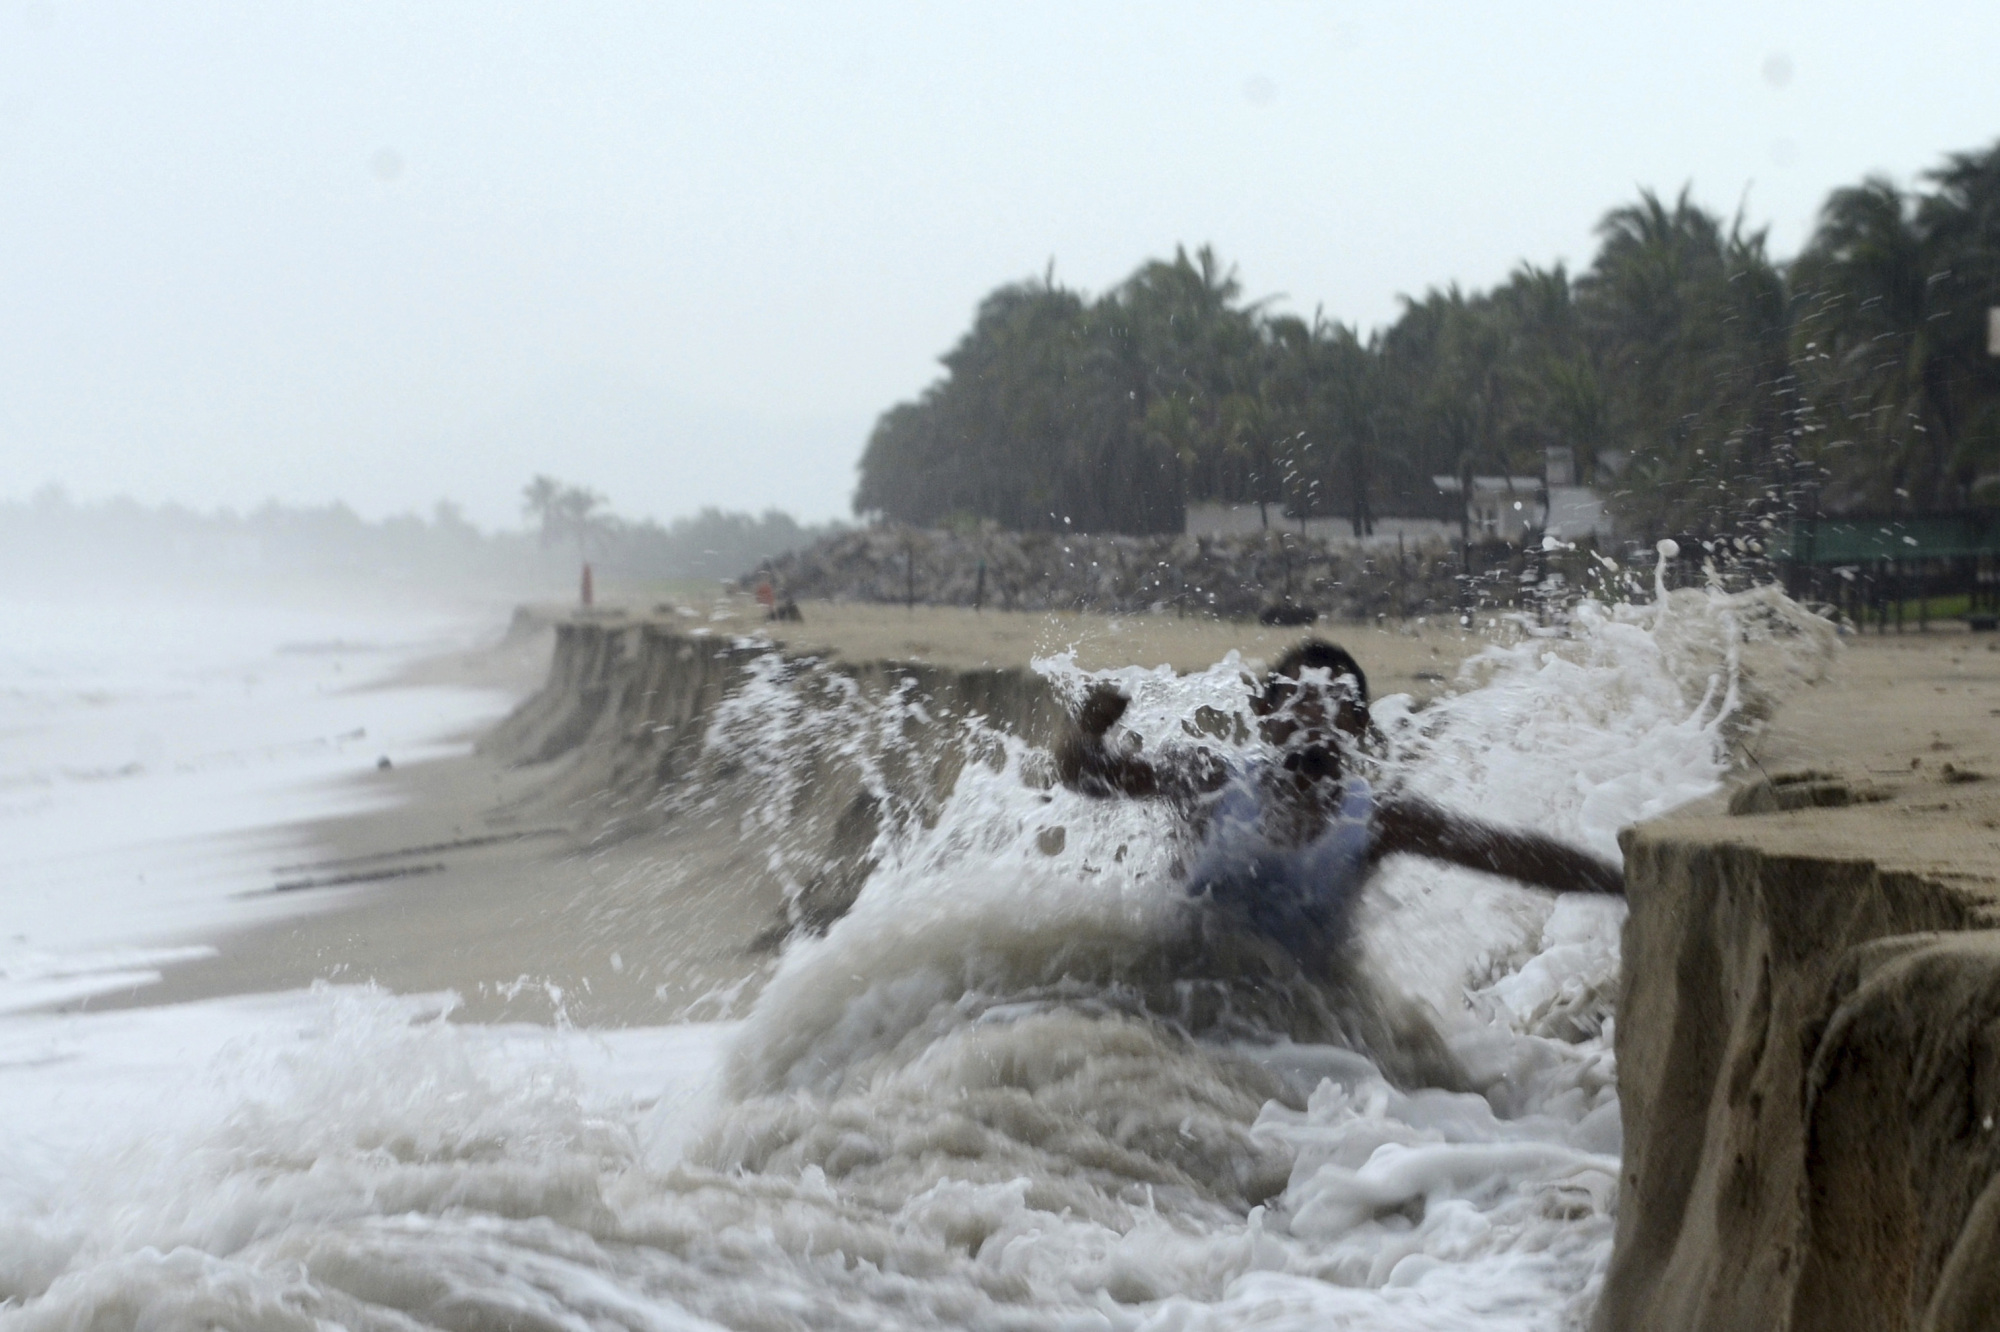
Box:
[4,1,1996,530]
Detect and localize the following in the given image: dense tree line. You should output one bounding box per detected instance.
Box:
[855,141,2000,539]
[0,483,832,597]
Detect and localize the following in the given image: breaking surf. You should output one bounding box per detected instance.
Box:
[1,581,1838,1331]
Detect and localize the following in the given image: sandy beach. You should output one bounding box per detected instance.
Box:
[88,598,2000,1030]
[89,601,1498,1023]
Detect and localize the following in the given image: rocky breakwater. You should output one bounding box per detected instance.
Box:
[478,609,1068,942]
[751,525,1588,621]
[1599,637,2000,1332]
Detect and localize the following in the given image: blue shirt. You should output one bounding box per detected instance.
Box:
[1185,760,1376,959]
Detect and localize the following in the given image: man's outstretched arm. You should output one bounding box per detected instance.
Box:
[1055,685,1225,800]
[1371,795,1624,896]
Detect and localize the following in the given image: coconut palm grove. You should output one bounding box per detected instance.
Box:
[854,140,2000,543]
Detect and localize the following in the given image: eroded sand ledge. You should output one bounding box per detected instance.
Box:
[477,604,1484,942]
[440,599,2000,1328]
[1600,633,2000,1332]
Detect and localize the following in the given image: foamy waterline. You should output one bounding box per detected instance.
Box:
[0,594,516,1010]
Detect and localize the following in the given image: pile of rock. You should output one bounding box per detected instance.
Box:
[747,525,1581,621]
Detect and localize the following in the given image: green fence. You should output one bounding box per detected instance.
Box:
[1775,512,2000,565]
[1770,511,2000,630]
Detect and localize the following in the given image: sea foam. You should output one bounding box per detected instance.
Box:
[0,582,1837,1331]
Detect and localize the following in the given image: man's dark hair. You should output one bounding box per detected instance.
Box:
[1263,638,1367,707]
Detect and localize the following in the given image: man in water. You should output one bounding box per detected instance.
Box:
[1056,638,1622,967]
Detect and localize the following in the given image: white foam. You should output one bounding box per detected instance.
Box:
[0,594,516,1008]
[0,584,1840,1329]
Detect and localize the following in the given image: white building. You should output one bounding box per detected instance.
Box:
[1544,486,1610,541]
[1182,502,1457,548]
[1188,446,1614,546]
[1429,475,1545,543]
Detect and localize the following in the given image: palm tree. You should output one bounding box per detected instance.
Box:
[1917,143,2000,498]
[1579,188,1793,534]
[1308,318,1384,538]
[1794,177,1958,509]
[521,475,562,534]
[1113,244,1266,520]
[521,475,605,560]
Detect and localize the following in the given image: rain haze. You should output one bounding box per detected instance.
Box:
[13,7,2000,1330]
[1,0,1995,528]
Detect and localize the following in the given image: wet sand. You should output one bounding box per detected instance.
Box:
[75,612,738,1026]
[1748,627,2000,792]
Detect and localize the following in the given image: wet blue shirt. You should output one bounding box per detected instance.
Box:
[1185,760,1376,959]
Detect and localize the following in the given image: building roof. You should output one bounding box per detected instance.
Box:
[1430,475,1544,493]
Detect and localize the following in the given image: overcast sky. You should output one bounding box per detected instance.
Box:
[1,1,1995,530]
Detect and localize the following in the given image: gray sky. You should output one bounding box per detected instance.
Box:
[1,1,1995,530]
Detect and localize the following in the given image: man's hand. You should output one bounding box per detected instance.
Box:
[1056,685,1126,791]
[1056,685,1228,801]
[1075,684,1130,739]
